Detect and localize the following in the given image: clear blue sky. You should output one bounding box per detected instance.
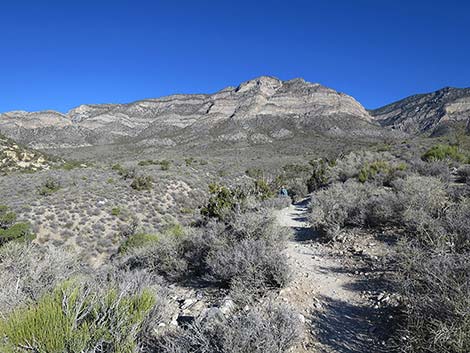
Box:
[1,0,469,113]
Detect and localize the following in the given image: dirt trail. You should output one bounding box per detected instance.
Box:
[276,199,388,353]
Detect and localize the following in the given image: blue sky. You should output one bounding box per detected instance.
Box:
[0,0,469,113]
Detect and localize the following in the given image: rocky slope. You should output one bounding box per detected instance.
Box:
[0,133,53,174]
[0,76,389,150]
[370,87,470,136]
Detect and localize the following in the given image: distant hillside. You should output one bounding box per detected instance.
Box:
[0,133,54,174]
[370,87,470,136]
[0,76,394,151]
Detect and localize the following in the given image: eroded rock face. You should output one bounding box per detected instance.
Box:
[0,76,384,149]
[370,87,470,136]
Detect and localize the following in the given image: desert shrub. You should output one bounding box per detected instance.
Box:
[0,222,33,245]
[245,167,263,179]
[121,211,290,292]
[113,164,136,180]
[184,157,194,166]
[327,151,406,182]
[441,198,470,253]
[287,178,308,202]
[358,160,396,183]
[205,237,290,291]
[155,303,302,353]
[111,207,121,216]
[201,183,246,220]
[0,206,33,246]
[131,175,153,191]
[37,177,61,196]
[0,205,17,228]
[394,176,449,247]
[455,164,470,183]
[310,180,398,240]
[119,233,160,253]
[160,160,171,171]
[0,279,156,353]
[397,249,470,353]
[138,159,158,166]
[0,243,81,314]
[422,144,467,163]
[60,160,84,171]
[307,159,329,192]
[204,211,290,290]
[253,179,273,200]
[121,233,189,279]
[410,159,452,182]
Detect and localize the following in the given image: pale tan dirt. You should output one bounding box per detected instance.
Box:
[276,200,391,353]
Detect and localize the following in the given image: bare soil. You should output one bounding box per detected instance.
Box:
[276,199,397,353]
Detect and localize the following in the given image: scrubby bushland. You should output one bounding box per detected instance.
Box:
[0,279,156,353]
[326,151,402,183]
[309,180,400,240]
[120,210,290,294]
[309,149,470,352]
[154,303,302,353]
[0,243,81,314]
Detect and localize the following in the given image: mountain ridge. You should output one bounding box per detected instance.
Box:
[370,86,470,136]
[0,76,388,150]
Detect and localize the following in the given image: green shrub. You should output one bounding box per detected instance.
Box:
[60,160,84,171]
[184,157,194,166]
[254,179,273,200]
[111,207,121,216]
[0,280,155,353]
[138,159,158,167]
[0,223,33,245]
[160,160,170,171]
[37,177,61,196]
[130,175,153,191]
[358,160,391,183]
[307,159,329,192]
[422,144,467,162]
[119,233,159,253]
[201,183,245,220]
[245,168,263,179]
[0,205,17,228]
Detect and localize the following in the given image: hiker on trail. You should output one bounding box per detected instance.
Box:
[280,186,288,197]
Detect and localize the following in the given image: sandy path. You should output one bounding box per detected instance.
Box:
[276,200,386,353]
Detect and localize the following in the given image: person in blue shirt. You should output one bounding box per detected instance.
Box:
[280,186,288,197]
